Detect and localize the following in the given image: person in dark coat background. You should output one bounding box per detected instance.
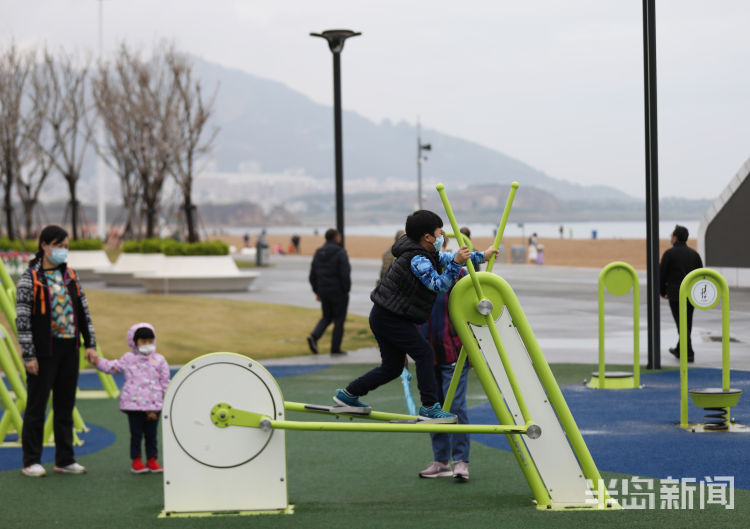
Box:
[660,224,703,362]
[307,228,351,356]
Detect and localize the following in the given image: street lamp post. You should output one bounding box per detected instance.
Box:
[311,29,361,246]
[642,0,661,369]
[416,118,431,210]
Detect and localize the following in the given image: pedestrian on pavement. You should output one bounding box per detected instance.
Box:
[16,225,98,477]
[660,225,703,362]
[307,228,351,356]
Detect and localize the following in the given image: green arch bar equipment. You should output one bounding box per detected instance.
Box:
[588,262,641,389]
[678,268,746,433]
[437,183,616,510]
[167,183,618,515]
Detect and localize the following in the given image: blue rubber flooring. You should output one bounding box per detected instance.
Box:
[469,368,750,489]
[0,364,329,471]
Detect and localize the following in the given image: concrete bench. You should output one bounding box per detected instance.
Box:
[67,250,113,281]
[97,253,166,287]
[133,255,259,293]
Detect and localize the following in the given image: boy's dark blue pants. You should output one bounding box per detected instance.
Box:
[125,411,159,460]
[347,304,439,407]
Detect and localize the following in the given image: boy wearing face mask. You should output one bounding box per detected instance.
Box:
[333,210,497,422]
[89,323,170,473]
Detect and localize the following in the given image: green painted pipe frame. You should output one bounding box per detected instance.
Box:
[442,183,518,412]
[436,182,533,427]
[679,268,733,428]
[213,403,531,435]
[439,182,609,508]
[597,262,640,389]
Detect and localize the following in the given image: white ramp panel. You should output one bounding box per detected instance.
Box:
[162,354,287,513]
[471,310,591,506]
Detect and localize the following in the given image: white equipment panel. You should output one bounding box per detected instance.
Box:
[162,353,288,514]
[470,310,592,507]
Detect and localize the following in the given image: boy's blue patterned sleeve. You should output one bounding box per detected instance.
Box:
[438,251,485,269]
[411,255,462,293]
[470,251,485,267]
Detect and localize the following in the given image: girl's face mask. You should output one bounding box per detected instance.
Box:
[137,344,156,355]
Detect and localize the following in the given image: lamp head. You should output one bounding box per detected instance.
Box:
[310,29,362,53]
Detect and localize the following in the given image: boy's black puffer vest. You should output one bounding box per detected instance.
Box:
[370,235,440,324]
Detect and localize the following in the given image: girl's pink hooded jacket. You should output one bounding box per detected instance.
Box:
[95,322,170,411]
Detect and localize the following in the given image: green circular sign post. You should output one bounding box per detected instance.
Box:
[678,268,741,430]
[589,262,640,390]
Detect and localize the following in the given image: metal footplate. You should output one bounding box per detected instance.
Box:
[303,403,372,416]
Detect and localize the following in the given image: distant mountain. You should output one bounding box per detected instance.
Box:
[193,59,631,202]
[296,184,712,225]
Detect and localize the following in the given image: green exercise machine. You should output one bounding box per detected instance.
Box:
[588,262,641,389]
[678,268,746,433]
[160,182,616,516]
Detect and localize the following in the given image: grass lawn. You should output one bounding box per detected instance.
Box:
[0,289,376,365]
[1,363,746,529]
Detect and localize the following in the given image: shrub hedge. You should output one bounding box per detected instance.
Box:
[0,237,38,252]
[69,239,105,251]
[120,238,229,256]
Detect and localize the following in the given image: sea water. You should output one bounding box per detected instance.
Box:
[223,220,700,240]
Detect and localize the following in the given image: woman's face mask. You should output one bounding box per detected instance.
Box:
[49,248,68,265]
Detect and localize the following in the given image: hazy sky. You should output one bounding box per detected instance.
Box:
[3,0,750,200]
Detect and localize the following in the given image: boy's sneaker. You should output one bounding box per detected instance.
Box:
[453,460,470,482]
[418,403,457,424]
[332,389,371,413]
[21,463,46,477]
[131,458,149,474]
[419,461,452,478]
[53,462,86,474]
[146,456,163,473]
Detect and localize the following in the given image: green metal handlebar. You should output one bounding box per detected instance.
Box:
[211,402,540,436]
[435,182,534,426]
[487,181,519,274]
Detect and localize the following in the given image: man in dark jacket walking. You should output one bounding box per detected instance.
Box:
[660,225,703,362]
[307,229,351,355]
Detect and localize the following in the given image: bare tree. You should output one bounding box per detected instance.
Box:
[132,50,176,239]
[17,60,59,239]
[0,43,34,239]
[35,49,93,240]
[98,45,175,239]
[164,49,217,242]
[91,52,141,239]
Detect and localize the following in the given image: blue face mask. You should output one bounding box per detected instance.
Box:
[433,236,444,252]
[49,248,68,265]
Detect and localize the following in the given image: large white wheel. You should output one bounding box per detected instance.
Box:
[162,353,288,514]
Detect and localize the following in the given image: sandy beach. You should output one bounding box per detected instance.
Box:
[216,233,696,270]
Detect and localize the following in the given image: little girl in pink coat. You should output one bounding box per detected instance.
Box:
[91,322,170,473]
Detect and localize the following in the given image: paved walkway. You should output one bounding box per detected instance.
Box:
[90,254,750,371]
